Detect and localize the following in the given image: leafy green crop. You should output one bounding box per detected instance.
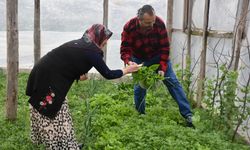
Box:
[132,64,164,89]
[0,72,249,150]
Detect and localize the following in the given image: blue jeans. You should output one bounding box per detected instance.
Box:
[132,56,192,118]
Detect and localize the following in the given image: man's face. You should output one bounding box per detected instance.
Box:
[139,13,156,31]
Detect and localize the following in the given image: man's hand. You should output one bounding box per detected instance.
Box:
[158,70,165,77]
[79,74,88,81]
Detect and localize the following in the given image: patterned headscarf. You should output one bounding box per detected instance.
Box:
[83,24,113,47]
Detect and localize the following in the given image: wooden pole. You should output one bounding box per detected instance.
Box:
[34,0,41,64]
[233,0,249,71]
[197,0,210,107]
[186,0,193,70]
[6,0,19,120]
[183,0,188,30]
[167,0,173,41]
[103,0,109,62]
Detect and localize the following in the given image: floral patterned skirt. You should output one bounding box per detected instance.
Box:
[29,100,80,150]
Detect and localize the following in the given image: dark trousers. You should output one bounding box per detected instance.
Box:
[132,56,192,118]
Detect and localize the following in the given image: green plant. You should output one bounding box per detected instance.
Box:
[82,98,99,149]
[0,73,249,149]
[132,64,164,89]
[175,61,194,103]
[204,64,250,142]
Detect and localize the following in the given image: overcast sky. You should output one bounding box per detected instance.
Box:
[0,0,167,35]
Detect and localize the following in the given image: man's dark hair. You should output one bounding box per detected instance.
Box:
[137,5,155,20]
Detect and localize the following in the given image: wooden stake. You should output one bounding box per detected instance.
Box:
[6,0,19,120]
[103,0,109,62]
[197,0,210,107]
[34,0,41,64]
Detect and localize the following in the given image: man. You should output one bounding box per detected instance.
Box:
[120,5,194,128]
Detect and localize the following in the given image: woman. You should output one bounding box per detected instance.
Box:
[26,24,139,149]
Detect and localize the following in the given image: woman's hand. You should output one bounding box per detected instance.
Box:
[128,61,137,65]
[79,74,88,81]
[122,64,140,75]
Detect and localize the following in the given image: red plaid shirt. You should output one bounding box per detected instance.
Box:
[120,16,170,72]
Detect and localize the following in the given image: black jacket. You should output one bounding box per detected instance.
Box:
[26,38,123,118]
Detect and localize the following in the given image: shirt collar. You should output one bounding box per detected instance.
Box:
[135,18,141,31]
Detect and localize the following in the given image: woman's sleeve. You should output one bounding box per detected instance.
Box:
[86,51,123,79]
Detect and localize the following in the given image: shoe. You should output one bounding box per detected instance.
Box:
[186,116,195,129]
[187,121,195,129]
[78,143,83,150]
